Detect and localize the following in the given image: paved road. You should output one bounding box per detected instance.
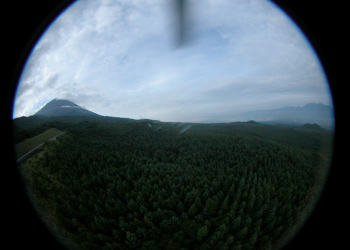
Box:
[16,132,66,163]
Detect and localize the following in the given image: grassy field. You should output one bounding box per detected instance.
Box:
[15,128,63,160]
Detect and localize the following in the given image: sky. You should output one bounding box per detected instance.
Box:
[13,0,333,122]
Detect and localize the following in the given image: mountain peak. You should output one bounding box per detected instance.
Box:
[35,99,99,117]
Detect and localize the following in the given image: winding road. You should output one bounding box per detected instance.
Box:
[16,132,65,163]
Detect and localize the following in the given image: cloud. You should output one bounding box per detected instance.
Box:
[44,73,60,89]
[13,0,332,122]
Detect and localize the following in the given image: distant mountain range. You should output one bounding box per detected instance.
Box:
[237,103,334,128]
[14,99,334,129]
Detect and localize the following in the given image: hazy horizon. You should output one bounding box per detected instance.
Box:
[13,0,333,122]
[15,98,333,126]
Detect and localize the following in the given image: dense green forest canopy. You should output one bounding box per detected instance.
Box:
[17,120,333,250]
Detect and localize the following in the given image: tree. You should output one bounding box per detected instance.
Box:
[245,232,258,249]
[237,226,248,240]
[226,234,235,245]
[125,231,140,248]
[181,220,199,241]
[233,215,241,230]
[232,242,242,250]
[176,201,185,214]
[197,225,209,241]
[203,196,218,217]
[188,202,199,218]
[246,191,256,212]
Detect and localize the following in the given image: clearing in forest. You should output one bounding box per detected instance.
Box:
[15,128,63,161]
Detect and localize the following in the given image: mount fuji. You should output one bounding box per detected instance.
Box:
[35,98,99,117]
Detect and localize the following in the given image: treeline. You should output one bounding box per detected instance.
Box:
[12,115,132,143]
[21,121,330,250]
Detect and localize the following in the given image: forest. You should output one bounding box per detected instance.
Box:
[16,119,333,250]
